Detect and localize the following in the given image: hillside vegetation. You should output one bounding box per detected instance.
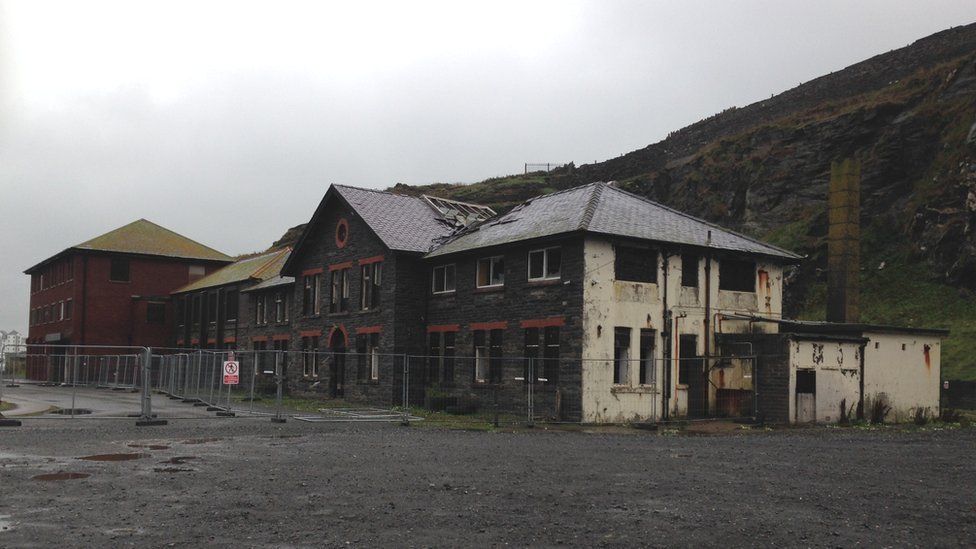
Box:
[392,24,976,380]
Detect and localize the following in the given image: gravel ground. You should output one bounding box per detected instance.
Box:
[0,416,974,547]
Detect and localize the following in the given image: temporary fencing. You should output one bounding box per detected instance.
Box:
[1,343,757,427]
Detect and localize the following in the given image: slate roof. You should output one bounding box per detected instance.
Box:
[332,185,456,253]
[172,248,291,294]
[242,275,296,293]
[26,219,232,273]
[426,182,801,260]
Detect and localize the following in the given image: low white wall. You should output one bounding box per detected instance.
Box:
[788,339,862,423]
[862,332,941,421]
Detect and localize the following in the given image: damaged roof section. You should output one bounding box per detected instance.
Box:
[426,182,802,260]
[173,247,291,294]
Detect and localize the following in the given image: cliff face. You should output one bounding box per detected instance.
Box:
[396,24,976,378]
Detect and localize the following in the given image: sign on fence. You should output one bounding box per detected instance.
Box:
[223,361,240,385]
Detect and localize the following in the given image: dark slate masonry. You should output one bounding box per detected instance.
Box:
[424,235,585,421]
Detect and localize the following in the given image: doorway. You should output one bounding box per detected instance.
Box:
[679,335,707,418]
[329,329,346,398]
[795,369,816,423]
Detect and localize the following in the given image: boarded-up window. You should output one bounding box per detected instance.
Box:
[615,247,656,283]
[719,259,755,292]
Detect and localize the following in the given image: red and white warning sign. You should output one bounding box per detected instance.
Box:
[223,360,240,385]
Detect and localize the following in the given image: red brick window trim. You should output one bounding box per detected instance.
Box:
[356,325,382,335]
[520,316,566,329]
[427,324,460,333]
[299,330,322,338]
[191,338,200,345]
[302,267,324,276]
[251,336,269,343]
[470,321,508,331]
[358,255,384,265]
[335,218,350,248]
[272,334,290,341]
[329,261,353,272]
[223,337,237,344]
[207,338,217,345]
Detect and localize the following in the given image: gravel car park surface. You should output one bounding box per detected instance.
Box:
[0,407,974,547]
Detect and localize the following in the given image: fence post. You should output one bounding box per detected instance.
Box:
[527,358,535,428]
[270,351,286,423]
[137,347,166,426]
[400,354,409,426]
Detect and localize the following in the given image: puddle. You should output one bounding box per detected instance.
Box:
[263,434,304,440]
[128,444,170,450]
[77,453,148,462]
[153,467,194,473]
[0,514,12,532]
[32,472,91,481]
[50,408,93,415]
[159,456,197,465]
[179,438,222,445]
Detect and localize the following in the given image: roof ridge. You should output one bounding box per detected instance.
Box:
[602,184,801,258]
[75,218,233,260]
[577,181,605,231]
[527,181,602,203]
[334,183,419,198]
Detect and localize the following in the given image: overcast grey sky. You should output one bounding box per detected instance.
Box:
[1,1,974,333]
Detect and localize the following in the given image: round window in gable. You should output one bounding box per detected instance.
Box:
[335,218,350,248]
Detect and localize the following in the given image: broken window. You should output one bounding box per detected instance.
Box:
[613,328,631,385]
[109,258,130,282]
[432,264,456,294]
[614,246,657,283]
[192,295,202,326]
[474,330,489,383]
[356,333,380,382]
[639,329,655,385]
[208,292,219,324]
[302,336,319,377]
[795,370,816,394]
[528,247,561,280]
[719,259,756,292]
[360,262,382,310]
[303,274,321,316]
[427,331,456,385]
[476,256,505,288]
[274,292,288,323]
[255,294,267,325]
[681,254,699,288]
[330,269,349,313]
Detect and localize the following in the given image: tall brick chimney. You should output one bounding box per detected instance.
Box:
[827,157,861,323]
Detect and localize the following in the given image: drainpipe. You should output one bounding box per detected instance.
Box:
[661,253,671,421]
[704,231,712,361]
[80,255,88,345]
[857,340,866,420]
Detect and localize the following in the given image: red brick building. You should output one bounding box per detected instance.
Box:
[24,219,232,352]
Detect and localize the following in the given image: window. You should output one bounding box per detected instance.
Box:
[303,274,321,316]
[528,247,561,280]
[255,294,267,325]
[639,329,655,385]
[224,290,239,322]
[302,336,319,377]
[147,303,166,324]
[427,331,456,385]
[681,255,699,288]
[58,301,65,321]
[476,256,505,288]
[431,265,456,294]
[109,258,130,282]
[613,328,631,385]
[253,340,268,372]
[614,246,657,283]
[208,292,219,324]
[191,295,202,326]
[524,327,558,384]
[274,292,287,323]
[719,259,756,292]
[329,269,349,313]
[189,265,205,280]
[176,297,186,327]
[361,262,382,310]
[273,339,289,372]
[356,333,380,382]
[473,330,503,383]
[65,299,72,320]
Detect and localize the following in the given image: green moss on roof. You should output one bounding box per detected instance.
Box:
[74,219,232,262]
[173,248,290,294]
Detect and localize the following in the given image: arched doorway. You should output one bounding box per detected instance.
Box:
[328,327,347,398]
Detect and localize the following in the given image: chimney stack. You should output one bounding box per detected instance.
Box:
[827,157,861,323]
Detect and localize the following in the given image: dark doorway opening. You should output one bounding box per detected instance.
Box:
[679,335,707,418]
[329,329,346,398]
